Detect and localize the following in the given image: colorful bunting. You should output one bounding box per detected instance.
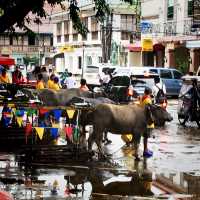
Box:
[50,128,59,139]
[64,126,73,140]
[53,109,62,121]
[39,108,49,116]
[66,109,75,119]
[73,127,80,142]
[15,110,25,117]
[52,123,60,128]
[25,123,32,136]
[16,117,23,127]
[35,127,45,140]
[27,109,37,117]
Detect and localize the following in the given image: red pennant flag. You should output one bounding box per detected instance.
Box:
[64,126,73,140]
[25,123,32,136]
[39,108,49,116]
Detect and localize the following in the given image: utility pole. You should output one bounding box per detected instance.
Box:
[101,11,113,63]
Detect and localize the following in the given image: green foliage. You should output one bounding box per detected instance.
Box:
[0,0,134,35]
[176,58,189,74]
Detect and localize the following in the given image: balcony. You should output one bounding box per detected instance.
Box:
[0,45,53,54]
[164,21,177,36]
[184,19,193,35]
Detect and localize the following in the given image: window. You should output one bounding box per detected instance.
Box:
[121,14,135,31]
[150,69,158,74]
[188,0,193,16]
[167,0,174,20]
[92,31,98,40]
[91,16,99,40]
[110,76,130,86]
[78,56,82,69]
[121,31,129,40]
[9,36,13,45]
[28,35,36,45]
[86,56,92,65]
[64,34,69,42]
[173,70,182,79]
[98,56,102,63]
[160,69,172,79]
[57,23,62,35]
[73,34,78,41]
[57,35,61,43]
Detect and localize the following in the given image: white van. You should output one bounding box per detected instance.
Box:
[83,65,117,86]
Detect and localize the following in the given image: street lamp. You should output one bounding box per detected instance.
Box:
[81,42,85,78]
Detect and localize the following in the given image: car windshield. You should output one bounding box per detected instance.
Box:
[85,66,99,73]
[110,76,130,86]
[132,78,155,88]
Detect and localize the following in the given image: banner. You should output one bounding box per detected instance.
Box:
[64,126,73,140]
[53,109,62,121]
[16,117,23,127]
[66,109,75,119]
[142,38,153,51]
[35,127,45,140]
[50,128,59,139]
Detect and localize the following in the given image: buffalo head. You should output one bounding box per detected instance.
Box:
[149,104,173,126]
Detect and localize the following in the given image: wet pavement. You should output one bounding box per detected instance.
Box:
[0,99,200,199]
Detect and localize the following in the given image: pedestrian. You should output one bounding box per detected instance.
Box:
[41,66,49,87]
[47,74,55,89]
[12,66,23,84]
[0,68,11,83]
[152,76,167,104]
[79,78,89,92]
[140,87,154,158]
[36,73,45,90]
[64,72,76,89]
[51,76,60,91]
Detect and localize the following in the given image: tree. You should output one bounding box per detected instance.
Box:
[0,0,134,35]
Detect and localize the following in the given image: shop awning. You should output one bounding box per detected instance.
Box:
[0,56,15,66]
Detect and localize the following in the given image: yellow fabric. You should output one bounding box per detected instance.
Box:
[51,83,60,91]
[16,117,23,127]
[141,95,154,128]
[47,79,54,89]
[121,134,132,143]
[35,127,45,140]
[0,74,11,83]
[36,81,45,90]
[66,109,75,119]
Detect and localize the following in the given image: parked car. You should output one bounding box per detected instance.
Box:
[104,73,159,103]
[112,66,183,97]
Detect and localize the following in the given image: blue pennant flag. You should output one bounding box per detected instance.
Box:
[53,109,62,121]
[16,109,25,117]
[50,128,59,139]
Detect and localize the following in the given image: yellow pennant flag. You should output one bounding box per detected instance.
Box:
[35,127,45,140]
[16,117,23,127]
[52,123,60,128]
[66,109,75,119]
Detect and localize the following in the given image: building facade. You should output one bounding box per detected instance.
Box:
[0,25,53,66]
[140,0,200,73]
[52,1,137,73]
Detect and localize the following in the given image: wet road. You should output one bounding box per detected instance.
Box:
[0,99,200,199]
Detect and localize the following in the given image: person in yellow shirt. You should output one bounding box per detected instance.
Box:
[36,74,45,90]
[47,74,55,89]
[140,87,154,158]
[51,77,60,91]
[0,68,11,83]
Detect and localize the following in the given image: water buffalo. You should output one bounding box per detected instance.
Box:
[87,103,173,159]
[20,88,100,106]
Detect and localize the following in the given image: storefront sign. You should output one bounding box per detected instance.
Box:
[141,38,153,51]
[186,40,200,48]
[60,45,74,53]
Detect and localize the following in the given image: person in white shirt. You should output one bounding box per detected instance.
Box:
[152,76,166,102]
[64,72,77,89]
